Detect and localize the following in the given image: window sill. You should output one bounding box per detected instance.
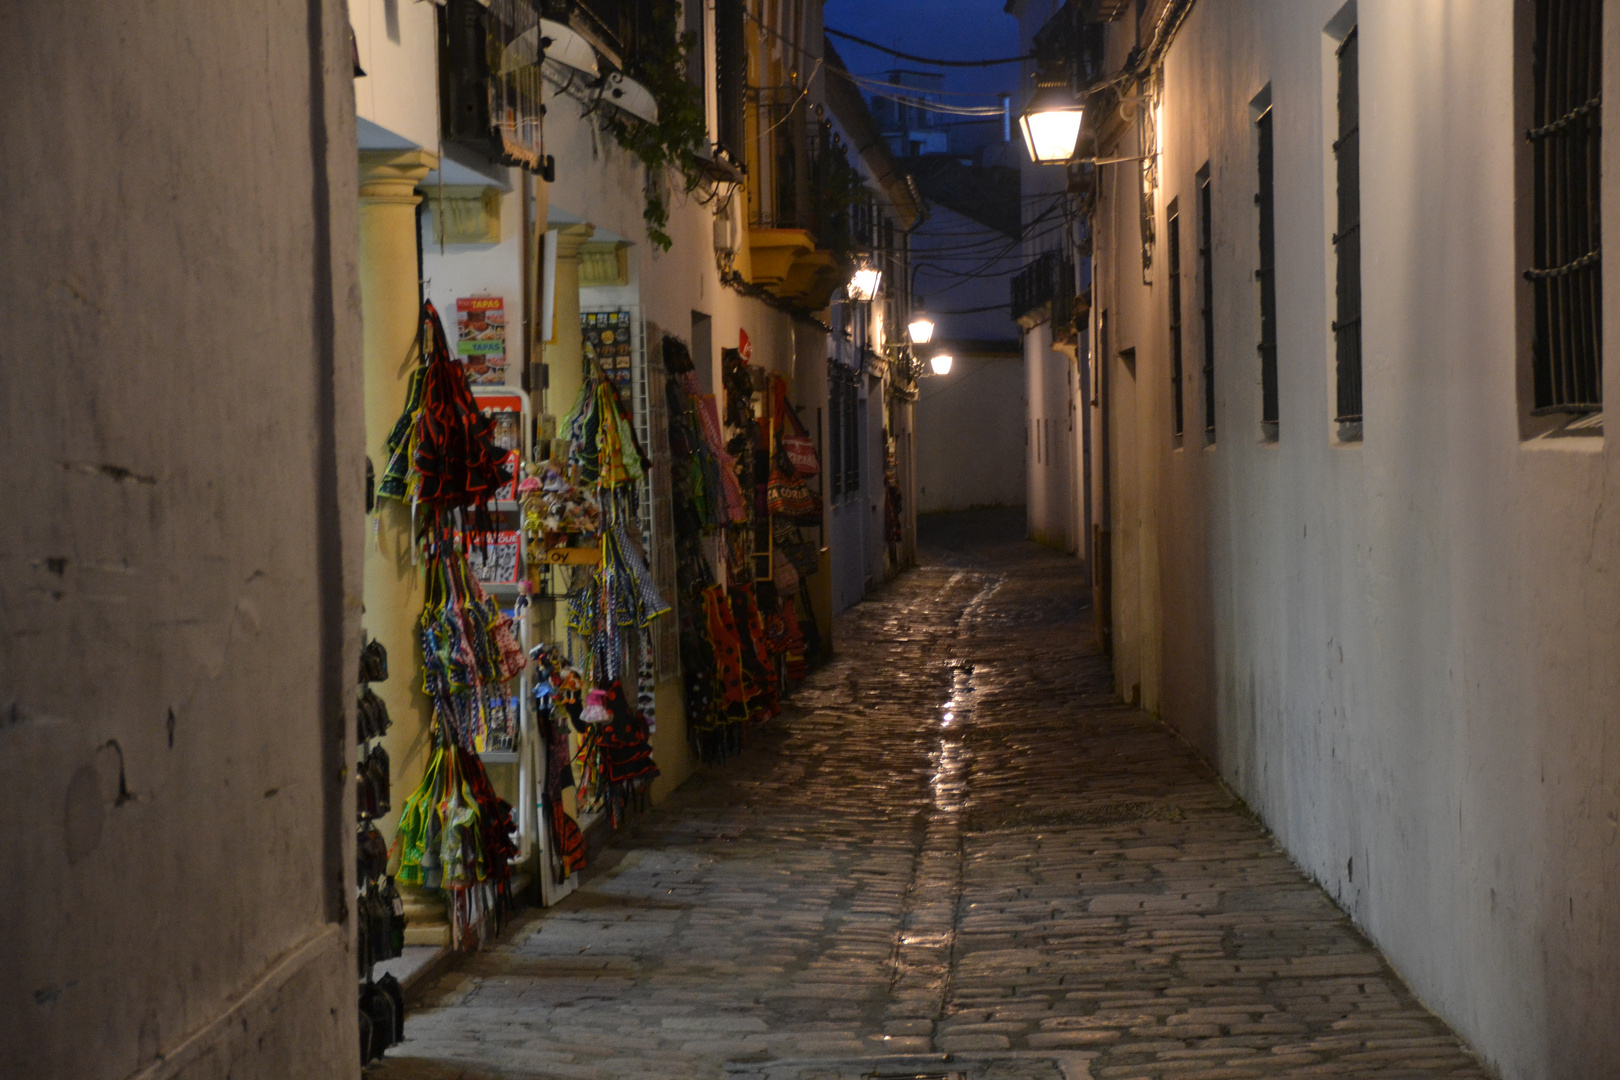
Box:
[1524,411,1603,450]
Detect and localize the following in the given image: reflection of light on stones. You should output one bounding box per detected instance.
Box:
[931,663,976,812]
[931,741,968,812]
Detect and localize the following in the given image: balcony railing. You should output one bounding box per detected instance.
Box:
[1011,251,1075,329]
[752,108,860,260]
[541,0,630,70]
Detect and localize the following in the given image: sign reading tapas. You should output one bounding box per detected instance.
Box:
[457,296,507,385]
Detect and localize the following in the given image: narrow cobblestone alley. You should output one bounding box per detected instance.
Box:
[373,512,1489,1080]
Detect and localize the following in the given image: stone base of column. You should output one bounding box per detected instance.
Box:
[400,884,451,947]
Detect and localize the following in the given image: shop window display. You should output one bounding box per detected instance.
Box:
[521,325,669,854]
[377,300,523,951]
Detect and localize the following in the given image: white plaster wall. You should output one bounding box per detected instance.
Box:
[1013,0,1084,558]
[1025,327,1077,551]
[917,356,1026,512]
[353,0,440,149]
[1095,2,1620,1076]
[912,199,1026,515]
[0,2,363,1078]
[422,174,527,388]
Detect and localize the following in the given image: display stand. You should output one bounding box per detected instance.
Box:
[470,386,540,893]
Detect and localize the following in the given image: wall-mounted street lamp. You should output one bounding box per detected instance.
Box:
[908,298,935,345]
[929,353,954,376]
[1018,84,1085,165]
[847,264,882,302]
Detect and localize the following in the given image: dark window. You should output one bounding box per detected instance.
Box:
[844,374,860,496]
[1167,198,1185,437]
[714,0,746,161]
[830,368,843,499]
[1528,0,1603,413]
[1198,165,1216,436]
[440,0,547,172]
[1333,27,1363,425]
[829,365,860,500]
[1255,107,1279,429]
[685,0,705,95]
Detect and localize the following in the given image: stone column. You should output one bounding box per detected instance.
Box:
[357,149,449,946]
[543,223,596,423]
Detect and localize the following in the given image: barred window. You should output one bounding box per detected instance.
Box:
[1527,0,1603,413]
[829,366,860,501]
[1198,164,1216,437]
[1167,198,1185,437]
[714,0,746,161]
[1333,25,1363,426]
[1255,106,1279,431]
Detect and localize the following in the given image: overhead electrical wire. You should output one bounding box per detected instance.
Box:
[848,75,1016,98]
[913,204,1071,298]
[825,27,1033,68]
[913,223,1068,258]
[844,77,1008,116]
[857,93,1007,117]
[922,301,1023,315]
[910,218,1067,258]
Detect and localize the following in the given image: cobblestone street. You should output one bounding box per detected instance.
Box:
[374,511,1489,1080]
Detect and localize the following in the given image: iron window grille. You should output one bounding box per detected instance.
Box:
[1167,198,1185,437]
[714,0,747,162]
[752,109,859,256]
[1527,0,1603,414]
[829,365,860,501]
[439,0,548,172]
[1198,165,1216,436]
[542,0,629,67]
[1255,107,1280,429]
[1333,26,1363,425]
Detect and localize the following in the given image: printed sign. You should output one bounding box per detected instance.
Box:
[467,530,522,586]
[457,296,507,385]
[582,309,634,411]
[542,546,601,566]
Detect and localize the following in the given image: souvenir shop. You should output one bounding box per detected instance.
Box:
[354,175,827,1063]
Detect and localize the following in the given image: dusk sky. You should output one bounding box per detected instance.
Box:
[820,0,1025,104]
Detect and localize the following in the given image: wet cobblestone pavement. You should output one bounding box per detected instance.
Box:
[374,511,1489,1080]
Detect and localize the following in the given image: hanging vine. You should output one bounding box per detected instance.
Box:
[600,1,709,250]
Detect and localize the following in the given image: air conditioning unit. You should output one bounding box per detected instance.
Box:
[713,192,742,255]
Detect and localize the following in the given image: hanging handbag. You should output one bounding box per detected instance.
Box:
[782,431,819,479]
[766,468,821,526]
[774,378,820,478]
[772,549,800,595]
